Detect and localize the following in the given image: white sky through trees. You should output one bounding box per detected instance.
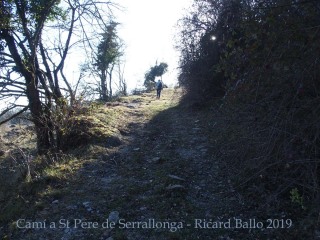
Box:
[1,0,193,110]
[115,0,193,90]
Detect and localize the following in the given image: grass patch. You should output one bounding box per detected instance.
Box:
[0,153,81,228]
[0,88,184,239]
[42,159,79,180]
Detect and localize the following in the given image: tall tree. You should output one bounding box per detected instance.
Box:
[144,62,168,90]
[94,22,122,101]
[0,0,116,154]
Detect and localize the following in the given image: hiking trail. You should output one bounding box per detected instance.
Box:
[2,89,247,240]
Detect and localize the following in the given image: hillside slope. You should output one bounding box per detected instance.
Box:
[0,89,307,239]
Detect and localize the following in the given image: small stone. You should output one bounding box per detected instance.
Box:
[83,201,91,208]
[66,205,77,210]
[166,184,186,190]
[195,145,207,150]
[140,207,147,211]
[39,210,49,216]
[108,211,119,223]
[168,174,185,181]
[83,202,94,212]
[148,157,161,164]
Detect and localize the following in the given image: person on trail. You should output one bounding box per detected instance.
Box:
[155,79,163,99]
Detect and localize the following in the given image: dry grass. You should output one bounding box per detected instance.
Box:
[0,89,181,236]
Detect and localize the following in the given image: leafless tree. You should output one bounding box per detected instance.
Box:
[0,0,119,153]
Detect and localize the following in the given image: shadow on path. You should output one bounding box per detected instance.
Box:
[5,91,250,239]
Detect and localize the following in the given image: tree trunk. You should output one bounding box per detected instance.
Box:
[108,64,114,98]
[1,30,51,154]
[26,76,51,154]
[101,70,108,101]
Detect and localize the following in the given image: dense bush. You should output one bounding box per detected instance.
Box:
[177,0,320,236]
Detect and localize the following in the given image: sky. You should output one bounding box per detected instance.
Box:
[1,0,194,110]
[114,0,193,90]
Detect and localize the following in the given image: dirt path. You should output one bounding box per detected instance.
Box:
[6,90,245,240]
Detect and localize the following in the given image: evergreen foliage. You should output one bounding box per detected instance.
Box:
[94,22,122,101]
[144,62,168,90]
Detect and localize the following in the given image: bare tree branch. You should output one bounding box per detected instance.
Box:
[0,106,29,125]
